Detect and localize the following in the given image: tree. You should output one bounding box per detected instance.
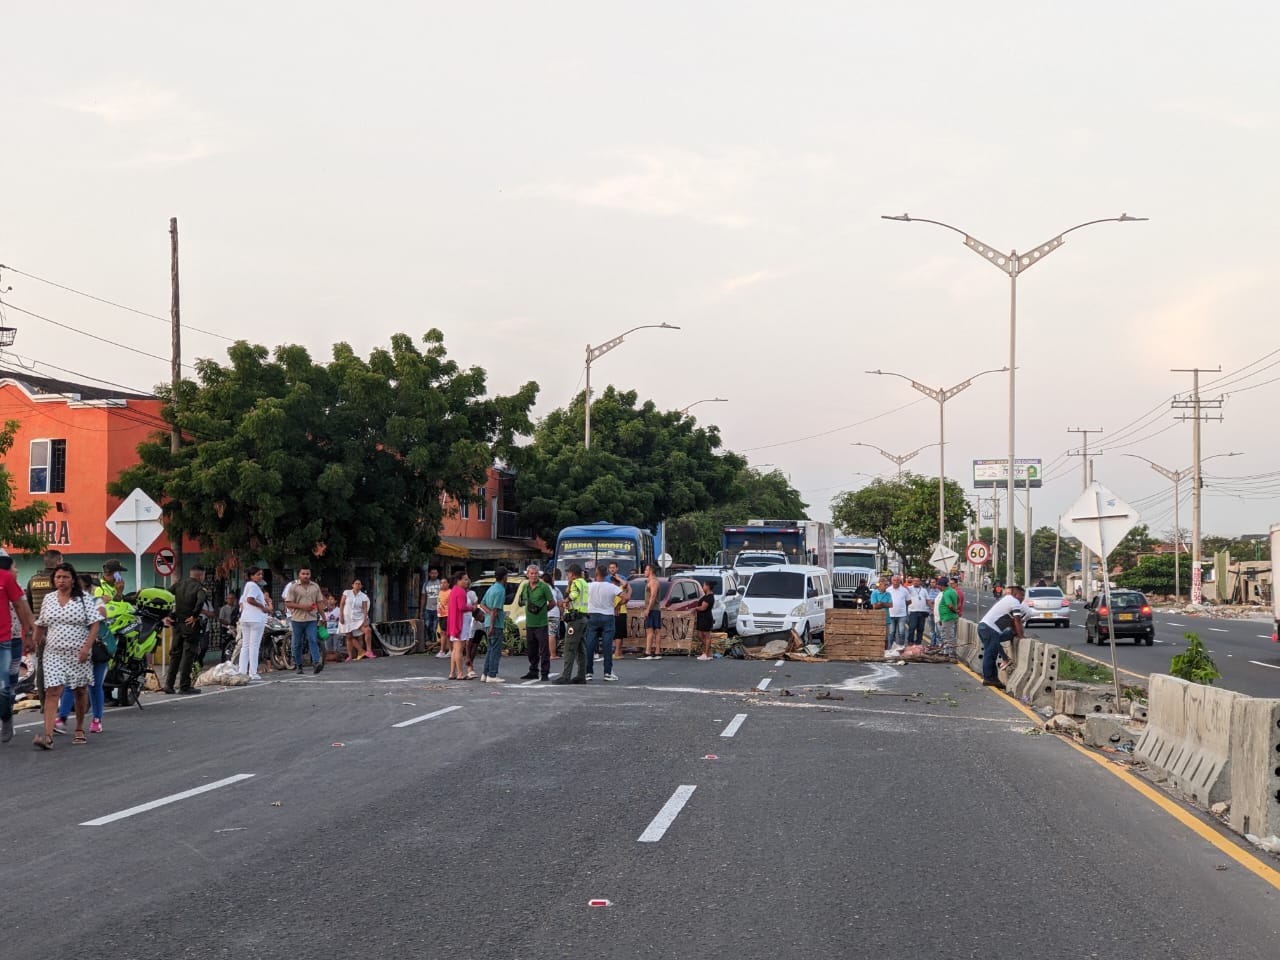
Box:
[0,419,51,553]
[830,474,971,574]
[665,467,808,563]
[514,387,745,544]
[1028,525,1078,585]
[109,331,537,573]
[1115,553,1176,594]
[1111,523,1156,570]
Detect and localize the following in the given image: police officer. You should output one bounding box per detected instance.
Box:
[164,564,209,695]
[553,564,589,684]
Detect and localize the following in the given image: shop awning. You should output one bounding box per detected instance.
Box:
[436,537,544,562]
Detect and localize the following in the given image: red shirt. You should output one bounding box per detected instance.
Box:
[447,586,471,639]
[952,586,965,616]
[0,569,24,638]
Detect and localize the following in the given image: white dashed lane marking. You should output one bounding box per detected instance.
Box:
[720,714,748,738]
[82,774,255,827]
[756,678,771,691]
[637,785,697,843]
[392,705,462,728]
[1249,661,1280,671]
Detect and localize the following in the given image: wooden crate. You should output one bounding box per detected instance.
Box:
[823,609,887,661]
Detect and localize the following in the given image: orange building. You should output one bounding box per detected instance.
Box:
[0,374,194,589]
[434,467,545,571]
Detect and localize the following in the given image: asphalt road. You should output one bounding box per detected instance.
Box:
[3,652,1278,959]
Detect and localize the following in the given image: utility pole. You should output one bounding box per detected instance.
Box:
[1067,428,1103,599]
[1052,517,1061,585]
[991,492,1001,586]
[169,217,183,578]
[1171,367,1223,605]
[1023,471,1032,586]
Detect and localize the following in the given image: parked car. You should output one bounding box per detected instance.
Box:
[625,576,705,618]
[1084,590,1154,645]
[1024,586,1071,628]
[469,574,529,631]
[687,567,742,633]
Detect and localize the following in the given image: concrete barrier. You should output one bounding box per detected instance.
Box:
[959,619,982,672]
[1008,639,1042,700]
[1026,643,1061,708]
[1136,674,1244,805]
[1227,697,1280,841]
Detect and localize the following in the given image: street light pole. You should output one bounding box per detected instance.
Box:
[1123,451,1240,602]
[882,212,1146,586]
[868,366,1006,549]
[680,397,728,414]
[850,441,939,479]
[584,323,680,449]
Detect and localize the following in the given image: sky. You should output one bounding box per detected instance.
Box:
[3,2,1279,541]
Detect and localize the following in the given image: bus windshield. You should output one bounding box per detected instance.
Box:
[553,523,654,578]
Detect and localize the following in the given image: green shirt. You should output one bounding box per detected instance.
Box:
[938,587,960,623]
[520,580,555,629]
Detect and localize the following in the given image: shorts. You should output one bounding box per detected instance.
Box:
[644,609,662,629]
[438,616,448,635]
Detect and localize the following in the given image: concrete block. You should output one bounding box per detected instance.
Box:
[1136,673,1244,805]
[1083,714,1141,749]
[1055,681,1127,717]
[1006,639,1039,700]
[1227,697,1280,841]
[1027,643,1061,708]
[959,619,982,672]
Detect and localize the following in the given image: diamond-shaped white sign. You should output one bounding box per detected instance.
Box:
[929,543,959,573]
[105,487,166,555]
[1060,482,1140,561]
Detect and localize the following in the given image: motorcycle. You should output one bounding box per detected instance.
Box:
[103,588,175,708]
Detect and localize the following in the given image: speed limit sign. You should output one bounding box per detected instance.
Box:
[965,541,991,566]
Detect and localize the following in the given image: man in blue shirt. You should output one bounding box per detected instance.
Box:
[869,577,892,651]
[477,567,509,683]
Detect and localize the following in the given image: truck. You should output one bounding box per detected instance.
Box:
[831,535,888,606]
[719,520,835,576]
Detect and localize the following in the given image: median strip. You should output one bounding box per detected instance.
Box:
[637,785,697,843]
[82,774,255,826]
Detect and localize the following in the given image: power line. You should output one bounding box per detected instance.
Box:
[0,263,235,342]
[0,299,195,369]
[741,397,926,452]
[0,352,153,397]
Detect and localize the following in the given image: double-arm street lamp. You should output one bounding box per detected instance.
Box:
[850,440,940,479]
[868,366,1007,548]
[584,323,680,448]
[680,397,728,414]
[1123,451,1241,601]
[882,212,1147,585]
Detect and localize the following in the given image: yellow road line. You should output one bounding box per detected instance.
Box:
[955,661,1280,890]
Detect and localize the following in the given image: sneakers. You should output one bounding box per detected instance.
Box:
[696,654,712,661]
[603,673,619,682]
[435,651,450,658]
[249,674,263,681]
[53,718,68,735]
[313,659,325,674]
[465,670,477,680]
[488,676,506,684]
[89,719,103,734]
[585,674,594,681]
[594,655,604,662]
[638,655,652,661]
[982,678,1007,690]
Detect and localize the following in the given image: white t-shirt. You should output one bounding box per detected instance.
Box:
[587,580,623,616]
[240,581,268,625]
[887,585,910,617]
[547,586,563,625]
[342,589,370,626]
[907,586,931,613]
[979,594,1031,631]
[461,589,478,639]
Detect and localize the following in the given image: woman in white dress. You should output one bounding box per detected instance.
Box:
[32,562,102,749]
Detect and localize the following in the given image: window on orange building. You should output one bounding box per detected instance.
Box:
[30,439,67,494]
[460,497,470,520]
[477,488,487,522]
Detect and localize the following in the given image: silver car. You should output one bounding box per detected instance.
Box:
[688,568,742,633]
[1025,586,1071,628]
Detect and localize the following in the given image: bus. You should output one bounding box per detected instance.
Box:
[551,522,656,581]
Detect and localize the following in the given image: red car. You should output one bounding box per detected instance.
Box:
[625,576,704,616]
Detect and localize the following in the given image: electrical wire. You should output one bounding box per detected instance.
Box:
[0,299,194,370]
[741,397,926,452]
[0,353,152,397]
[0,263,235,342]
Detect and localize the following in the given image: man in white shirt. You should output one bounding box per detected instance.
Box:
[977,584,1030,688]
[886,575,911,654]
[906,576,931,646]
[584,566,630,682]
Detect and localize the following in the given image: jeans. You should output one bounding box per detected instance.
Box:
[0,636,21,723]
[907,611,929,645]
[59,661,109,721]
[584,613,615,676]
[978,622,1013,681]
[484,622,504,678]
[887,616,908,648]
[290,620,321,667]
[422,609,438,645]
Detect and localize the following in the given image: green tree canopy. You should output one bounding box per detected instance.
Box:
[0,419,51,553]
[108,331,537,572]
[514,387,745,544]
[1111,523,1156,570]
[1115,553,1177,595]
[830,474,971,574]
[665,467,808,563]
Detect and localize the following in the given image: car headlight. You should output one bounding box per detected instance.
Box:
[791,603,806,617]
[739,602,751,616]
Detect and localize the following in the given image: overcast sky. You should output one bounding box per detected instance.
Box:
[3,2,1278,540]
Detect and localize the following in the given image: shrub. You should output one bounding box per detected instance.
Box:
[1169,632,1221,685]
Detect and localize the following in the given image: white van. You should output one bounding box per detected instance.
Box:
[735,564,833,642]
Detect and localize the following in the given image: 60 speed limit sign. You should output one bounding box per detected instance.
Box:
[965,541,991,566]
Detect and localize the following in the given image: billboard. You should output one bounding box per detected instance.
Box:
[972,458,1042,489]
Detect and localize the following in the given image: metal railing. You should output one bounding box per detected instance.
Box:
[497,510,534,540]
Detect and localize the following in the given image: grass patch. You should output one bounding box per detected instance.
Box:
[1057,652,1114,684]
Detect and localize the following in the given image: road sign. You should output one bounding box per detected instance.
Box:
[929,543,959,574]
[106,488,166,590]
[154,548,176,577]
[658,552,673,569]
[1060,482,1139,562]
[966,541,991,565]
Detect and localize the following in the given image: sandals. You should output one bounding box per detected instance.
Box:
[33,733,53,750]
[73,730,88,745]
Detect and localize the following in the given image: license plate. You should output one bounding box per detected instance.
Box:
[1118,613,1134,621]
